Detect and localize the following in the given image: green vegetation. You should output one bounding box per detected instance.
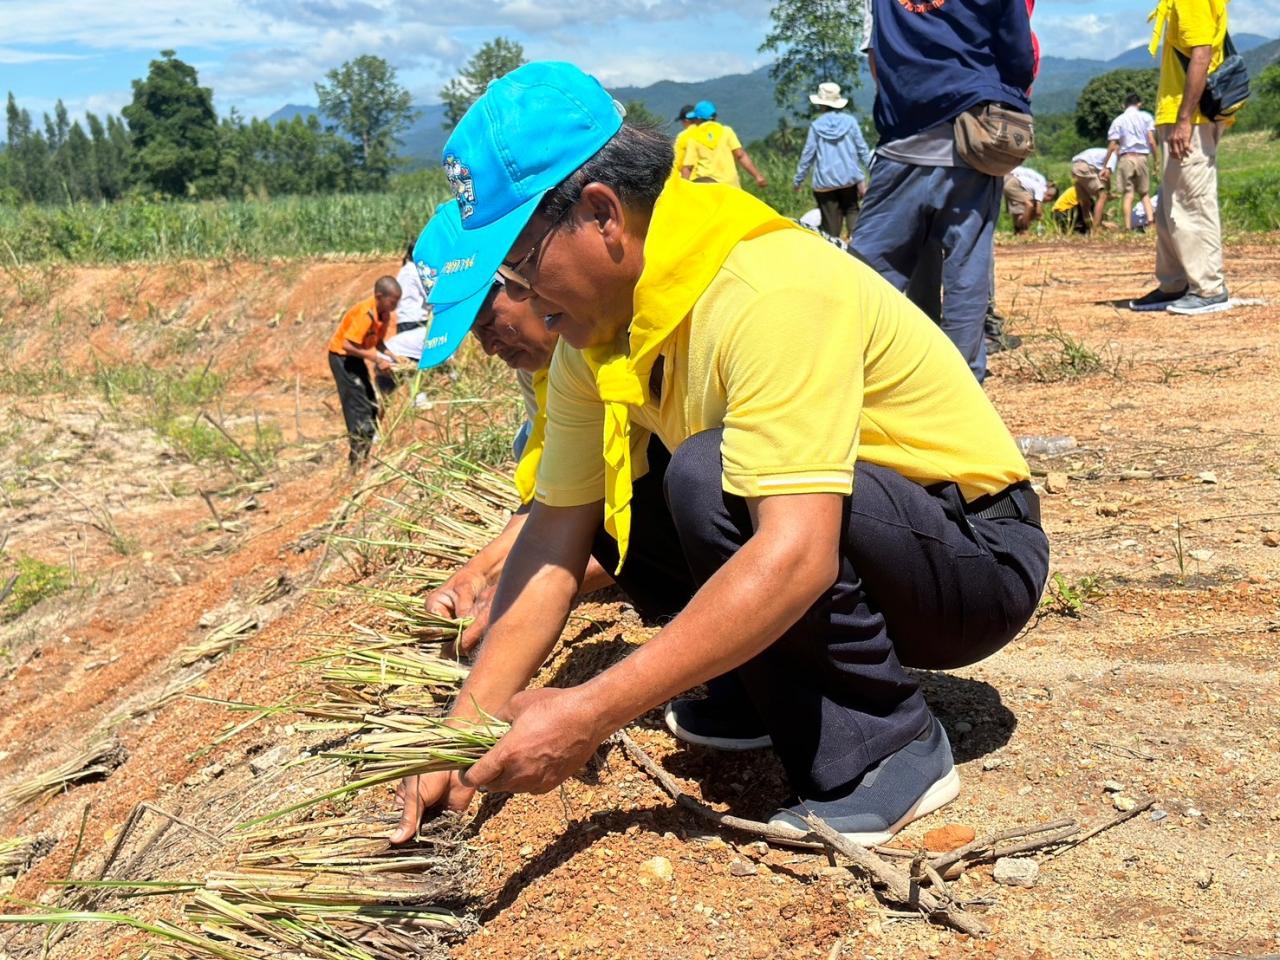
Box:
[0,178,448,263]
[440,37,527,130]
[760,0,865,111]
[1038,572,1106,618]
[1074,68,1159,141]
[2,554,73,622]
[4,51,414,205]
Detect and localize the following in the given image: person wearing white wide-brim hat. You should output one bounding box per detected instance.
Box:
[809,81,849,110]
[793,81,871,240]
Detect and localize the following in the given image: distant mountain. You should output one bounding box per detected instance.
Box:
[270,34,1273,163]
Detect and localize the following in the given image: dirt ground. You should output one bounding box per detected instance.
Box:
[2,237,1279,960]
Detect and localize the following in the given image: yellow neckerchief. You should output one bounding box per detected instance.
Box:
[582,173,799,572]
[1149,0,1226,56]
[513,367,548,505]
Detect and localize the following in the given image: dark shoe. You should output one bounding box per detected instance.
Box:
[767,716,959,846]
[664,695,772,751]
[984,316,1022,353]
[1166,289,1230,315]
[1129,286,1188,311]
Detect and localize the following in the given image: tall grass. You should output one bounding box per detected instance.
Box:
[0,184,451,265]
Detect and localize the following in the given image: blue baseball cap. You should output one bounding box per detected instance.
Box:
[411,200,498,369]
[429,61,625,306]
[688,100,717,120]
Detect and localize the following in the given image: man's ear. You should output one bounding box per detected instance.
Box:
[580,182,627,248]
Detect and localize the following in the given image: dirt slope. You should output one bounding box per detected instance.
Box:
[1,239,1279,960]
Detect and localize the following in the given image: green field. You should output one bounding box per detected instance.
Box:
[0,176,451,264]
[0,131,1275,266]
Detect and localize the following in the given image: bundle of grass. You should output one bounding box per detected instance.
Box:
[0,835,54,878]
[179,613,260,666]
[346,588,468,639]
[0,734,126,815]
[246,716,505,827]
[238,813,468,875]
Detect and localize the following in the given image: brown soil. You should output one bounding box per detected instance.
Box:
[2,239,1280,960]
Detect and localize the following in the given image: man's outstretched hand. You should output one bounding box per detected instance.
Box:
[391,770,475,844]
[461,687,607,796]
[425,566,495,656]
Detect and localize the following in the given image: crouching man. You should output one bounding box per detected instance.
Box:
[393,62,1049,847]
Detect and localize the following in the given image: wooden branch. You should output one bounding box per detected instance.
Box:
[613,730,989,938]
[201,410,267,476]
[1046,796,1155,860]
[932,817,1078,873]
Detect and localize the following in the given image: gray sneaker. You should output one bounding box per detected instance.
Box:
[766,716,960,847]
[1129,286,1187,312]
[1166,289,1230,315]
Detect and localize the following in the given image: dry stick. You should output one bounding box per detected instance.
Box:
[1046,796,1155,860]
[613,731,989,938]
[931,817,1078,874]
[200,410,267,477]
[199,490,229,531]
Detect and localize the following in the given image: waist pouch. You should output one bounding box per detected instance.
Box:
[1177,32,1251,122]
[954,103,1036,177]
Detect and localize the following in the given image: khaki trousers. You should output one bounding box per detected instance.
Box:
[1155,123,1225,297]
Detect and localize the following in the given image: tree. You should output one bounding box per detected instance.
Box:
[316,55,415,189]
[122,50,221,196]
[759,0,865,113]
[1074,68,1158,142]
[622,100,664,128]
[440,37,526,130]
[5,91,52,203]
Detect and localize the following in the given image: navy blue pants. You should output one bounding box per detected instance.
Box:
[851,157,1001,383]
[595,431,1049,796]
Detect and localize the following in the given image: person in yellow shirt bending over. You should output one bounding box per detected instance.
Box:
[1129,0,1232,316]
[671,103,697,177]
[679,100,767,189]
[396,62,1049,848]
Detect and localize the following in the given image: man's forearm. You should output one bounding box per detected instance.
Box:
[1178,46,1212,122]
[736,151,763,181]
[451,502,598,719]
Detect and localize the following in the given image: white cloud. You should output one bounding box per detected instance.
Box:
[0,47,92,65]
[1035,12,1153,61]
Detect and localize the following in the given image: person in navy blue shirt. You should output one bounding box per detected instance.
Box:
[851,0,1035,384]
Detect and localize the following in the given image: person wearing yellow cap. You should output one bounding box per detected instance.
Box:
[393,61,1049,848]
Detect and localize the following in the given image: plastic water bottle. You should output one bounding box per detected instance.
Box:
[1017,436,1078,457]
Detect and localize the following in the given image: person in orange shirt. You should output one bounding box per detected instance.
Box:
[327,276,401,466]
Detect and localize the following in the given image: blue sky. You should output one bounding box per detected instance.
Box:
[1,0,1275,123]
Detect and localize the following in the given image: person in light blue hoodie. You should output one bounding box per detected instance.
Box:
[792,82,873,239]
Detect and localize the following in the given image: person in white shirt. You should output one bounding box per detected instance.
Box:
[1102,93,1159,233]
[1070,147,1118,232]
[1003,165,1057,234]
[382,243,431,363]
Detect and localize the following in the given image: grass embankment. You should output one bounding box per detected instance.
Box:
[0,179,451,264]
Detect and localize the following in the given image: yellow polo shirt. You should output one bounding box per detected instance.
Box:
[535,229,1029,509]
[1154,0,1227,125]
[672,126,696,176]
[680,121,744,188]
[1053,185,1079,215]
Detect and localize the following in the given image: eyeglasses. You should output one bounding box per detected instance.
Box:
[497,194,578,293]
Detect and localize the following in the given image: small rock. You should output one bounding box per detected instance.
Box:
[640,856,674,884]
[1263,533,1280,548]
[249,745,288,777]
[1151,809,1169,823]
[518,843,535,859]
[743,842,769,859]
[197,610,219,628]
[1102,780,1125,793]
[1193,868,1214,890]
[1045,472,1069,494]
[1187,549,1214,562]
[1185,807,1203,819]
[728,859,757,877]
[1197,471,1218,484]
[1113,795,1138,812]
[1017,785,1034,797]
[982,757,1005,771]
[922,824,976,853]
[953,721,973,735]
[1120,469,1154,480]
[1097,502,1122,517]
[992,857,1039,888]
